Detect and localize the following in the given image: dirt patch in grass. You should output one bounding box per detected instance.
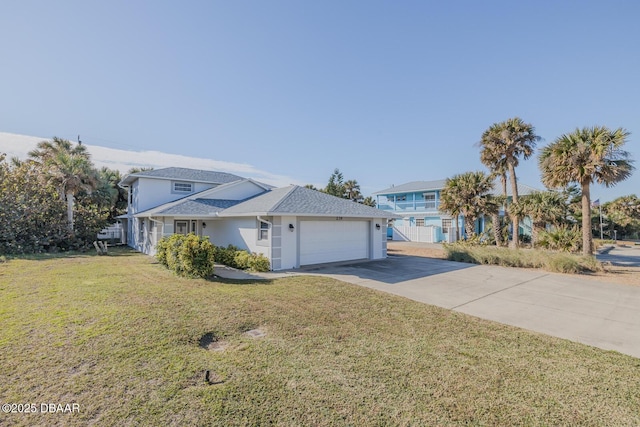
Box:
[387,241,447,259]
[199,332,229,351]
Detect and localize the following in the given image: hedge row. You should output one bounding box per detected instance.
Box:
[156,234,270,278]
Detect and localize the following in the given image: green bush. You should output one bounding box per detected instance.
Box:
[248,253,271,272]
[179,234,216,278]
[214,245,240,268]
[157,237,270,274]
[538,225,581,253]
[233,250,251,269]
[215,244,271,272]
[156,234,215,278]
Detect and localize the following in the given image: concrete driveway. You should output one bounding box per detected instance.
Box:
[301,255,640,359]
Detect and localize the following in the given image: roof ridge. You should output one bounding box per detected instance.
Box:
[268,185,298,213]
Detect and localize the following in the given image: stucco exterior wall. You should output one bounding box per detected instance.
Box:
[133,178,216,213]
[278,215,298,270]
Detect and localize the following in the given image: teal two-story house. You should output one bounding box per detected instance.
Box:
[374,179,536,243]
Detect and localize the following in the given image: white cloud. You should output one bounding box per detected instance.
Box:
[0,132,301,188]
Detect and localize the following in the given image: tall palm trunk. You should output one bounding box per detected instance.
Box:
[507,162,520,249]
[531,222,544,249]
[464,217,475,239]
[491,212,502,247]
[66,191,75,232]
[581,181,592,255]
[498,173,508,246]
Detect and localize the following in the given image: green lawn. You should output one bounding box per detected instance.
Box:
[1,248,639,426]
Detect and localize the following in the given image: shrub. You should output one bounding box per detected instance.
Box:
[538,225,581,253]
[214,245,240,268]
[214,245,271,272]
[248,253,270,272]
[443,243,601,274]
[156,234,215,278]
[157,238,270,275]
[179,234,216,278]
[233,250,251,270]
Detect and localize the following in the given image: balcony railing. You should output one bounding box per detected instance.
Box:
[377,200,439,212]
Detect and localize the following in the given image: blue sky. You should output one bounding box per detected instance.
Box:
[1,1,638,201]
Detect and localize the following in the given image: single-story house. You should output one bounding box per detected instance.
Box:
[119,167,398,270]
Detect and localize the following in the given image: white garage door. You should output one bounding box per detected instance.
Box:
[300,220,369,265]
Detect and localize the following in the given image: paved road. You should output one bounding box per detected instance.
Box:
[597,244,640,267]
[300,255,640,359]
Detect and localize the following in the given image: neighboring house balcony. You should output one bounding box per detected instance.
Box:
[376,200,440,213]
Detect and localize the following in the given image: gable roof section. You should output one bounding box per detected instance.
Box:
[220,185,399,218]
[120,167,244,186]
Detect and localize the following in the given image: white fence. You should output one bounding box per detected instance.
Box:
[97,223,124,244]
[391,226,458,243]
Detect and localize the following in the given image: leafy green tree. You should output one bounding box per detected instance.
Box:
[0,155,70,254]
[539,126,634,255]
[479,118,541,248]
[324,168,345,197]
[28,137,99,231]
[603,195,640,239]
[440,171,495,238]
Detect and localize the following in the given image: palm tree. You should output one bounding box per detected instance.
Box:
[509,191,566,247]
[29,137,98,231]
[486,194,506,246]
[95,167,127,219]
[439,171,494,238]
[479,118,541,248]
[539,126,634,255]
[362,196,376,207]
[344,179,362,201]
[478,149,508,246]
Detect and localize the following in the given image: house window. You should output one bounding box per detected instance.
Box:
[416,218,424,227]
[442,218,452,233]
[173,182,193,193]
[424,193,436,209]
[258,221,269,240]
[396,195,407,202]
[175,220,189,235]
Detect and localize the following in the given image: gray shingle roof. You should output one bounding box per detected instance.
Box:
[120,167,244,186]
[154,199,242,215]
[220,185,398,218]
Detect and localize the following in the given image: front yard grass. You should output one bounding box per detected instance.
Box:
[1,248,639,426]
